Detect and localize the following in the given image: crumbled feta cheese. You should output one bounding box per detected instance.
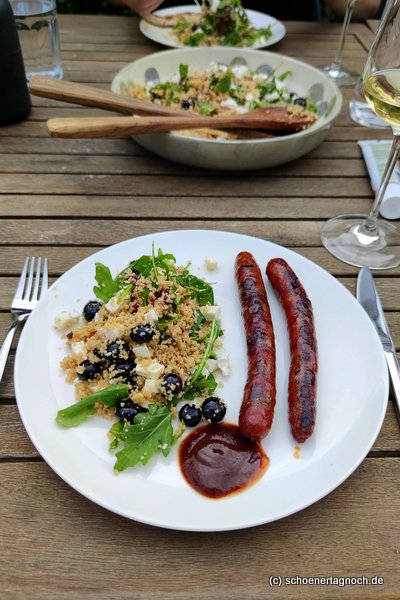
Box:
[232,65,249,78]
[144,308,159,324]
[205,256,218,271]
[252,73,268,80]
[217,358,230,377]
[105,295,120,313]
[132,344,151,358]
[215,348,230,376]
[202,367,210,378]
[245,93,255,102]
[54,310,80,331]
[71,341,87,357]
[205,358,218,373]
[220,98,238,110]
[135,359,165,380]
[275,79,285,91]
[99,326,123,342]
[143,379,162,394]
[200,305,221,321]
[263,92,280,102]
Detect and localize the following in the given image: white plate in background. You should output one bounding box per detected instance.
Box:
[139,5,286,49]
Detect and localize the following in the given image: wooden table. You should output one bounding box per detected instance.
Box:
[1,15,399,600]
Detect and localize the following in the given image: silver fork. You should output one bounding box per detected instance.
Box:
[0,257,48,384]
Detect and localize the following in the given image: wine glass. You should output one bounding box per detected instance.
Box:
[348,75,390,128]
[321,0,400,269]
[323,0,359,86]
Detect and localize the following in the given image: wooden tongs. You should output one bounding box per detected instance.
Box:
[45,108,316,139]
[29,75,317,139]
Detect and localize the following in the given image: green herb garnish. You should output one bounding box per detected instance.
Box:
[56,384,129,428]
[112,405,184,471]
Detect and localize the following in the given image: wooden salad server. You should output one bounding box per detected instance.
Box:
[140,11,200,27]
[29,75,195,118]
[47,108,317,139]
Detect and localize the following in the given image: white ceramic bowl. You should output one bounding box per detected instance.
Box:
[111,48,342,171]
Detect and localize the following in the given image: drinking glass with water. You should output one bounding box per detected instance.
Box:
[11,0,63,79]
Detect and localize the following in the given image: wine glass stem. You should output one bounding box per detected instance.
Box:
[332,0,357,69]
[363,132,400,234]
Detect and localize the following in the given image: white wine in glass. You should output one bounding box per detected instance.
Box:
[348,74,390,128]
[323,0,359,86]
[321,0,400,269]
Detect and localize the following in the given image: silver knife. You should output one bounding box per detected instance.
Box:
[357,267,400,425]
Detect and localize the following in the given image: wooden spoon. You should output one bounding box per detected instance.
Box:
[47,108,317,139]
[29,75,195,118]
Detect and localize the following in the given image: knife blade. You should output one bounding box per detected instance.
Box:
[357,267,400,426]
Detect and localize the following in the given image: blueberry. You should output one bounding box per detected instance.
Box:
[76,359,101,380]
[112,362,135,384]
[161,373,182,397]
[105,340,130,363]
[201,397,226,423]
[181,98,196,110]
[178,404,202,427]
[83,301,102,322]
[131,324,156,343]
[115,400,147,424]
[294,97,307,107]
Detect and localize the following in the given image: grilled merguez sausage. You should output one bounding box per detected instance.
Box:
[266,258,317,443]
[235,252,276,442]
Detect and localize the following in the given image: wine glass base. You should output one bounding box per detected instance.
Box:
[348,99,391,128]
[321,214,400,269]
[322,64,359,87]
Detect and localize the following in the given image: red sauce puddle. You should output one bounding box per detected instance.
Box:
[179,422,269,499]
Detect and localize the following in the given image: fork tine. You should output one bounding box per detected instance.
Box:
[31,257,42,301]
[23,257,35,301]
[13,257,29,301]
[39,257,48,299]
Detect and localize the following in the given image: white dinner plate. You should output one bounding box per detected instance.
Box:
[14,230,388,532]
[139,5,286,49]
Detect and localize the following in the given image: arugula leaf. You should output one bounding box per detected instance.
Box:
[140,288,150,306]
[179,63,189,81]
[277,69,292,82]
[130,247,177,283]
[181,372,217,400]
[108,420,124,451]
[56,384,129,428]
[156,313,180,330]
[113,405,184,471]
[199,101,216,116]
[190,309,206,340]
[131,255,153,278]
[185,30,205,46]
[173,21,191,32]
[180,320,222,401]
[177,273,214,306]
[93,263,127,303]
[212,71,232,93]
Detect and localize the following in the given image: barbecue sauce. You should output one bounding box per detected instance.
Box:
[179,422,269,499]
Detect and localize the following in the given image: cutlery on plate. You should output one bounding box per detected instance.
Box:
[46,108,317,138]
[0,257,48,385]
[357,266,400,425]
[29,75,196,118]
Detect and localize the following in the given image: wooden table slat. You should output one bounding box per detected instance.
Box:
[1,15,399,599]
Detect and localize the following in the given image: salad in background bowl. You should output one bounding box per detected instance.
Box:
[111,47,342,171]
